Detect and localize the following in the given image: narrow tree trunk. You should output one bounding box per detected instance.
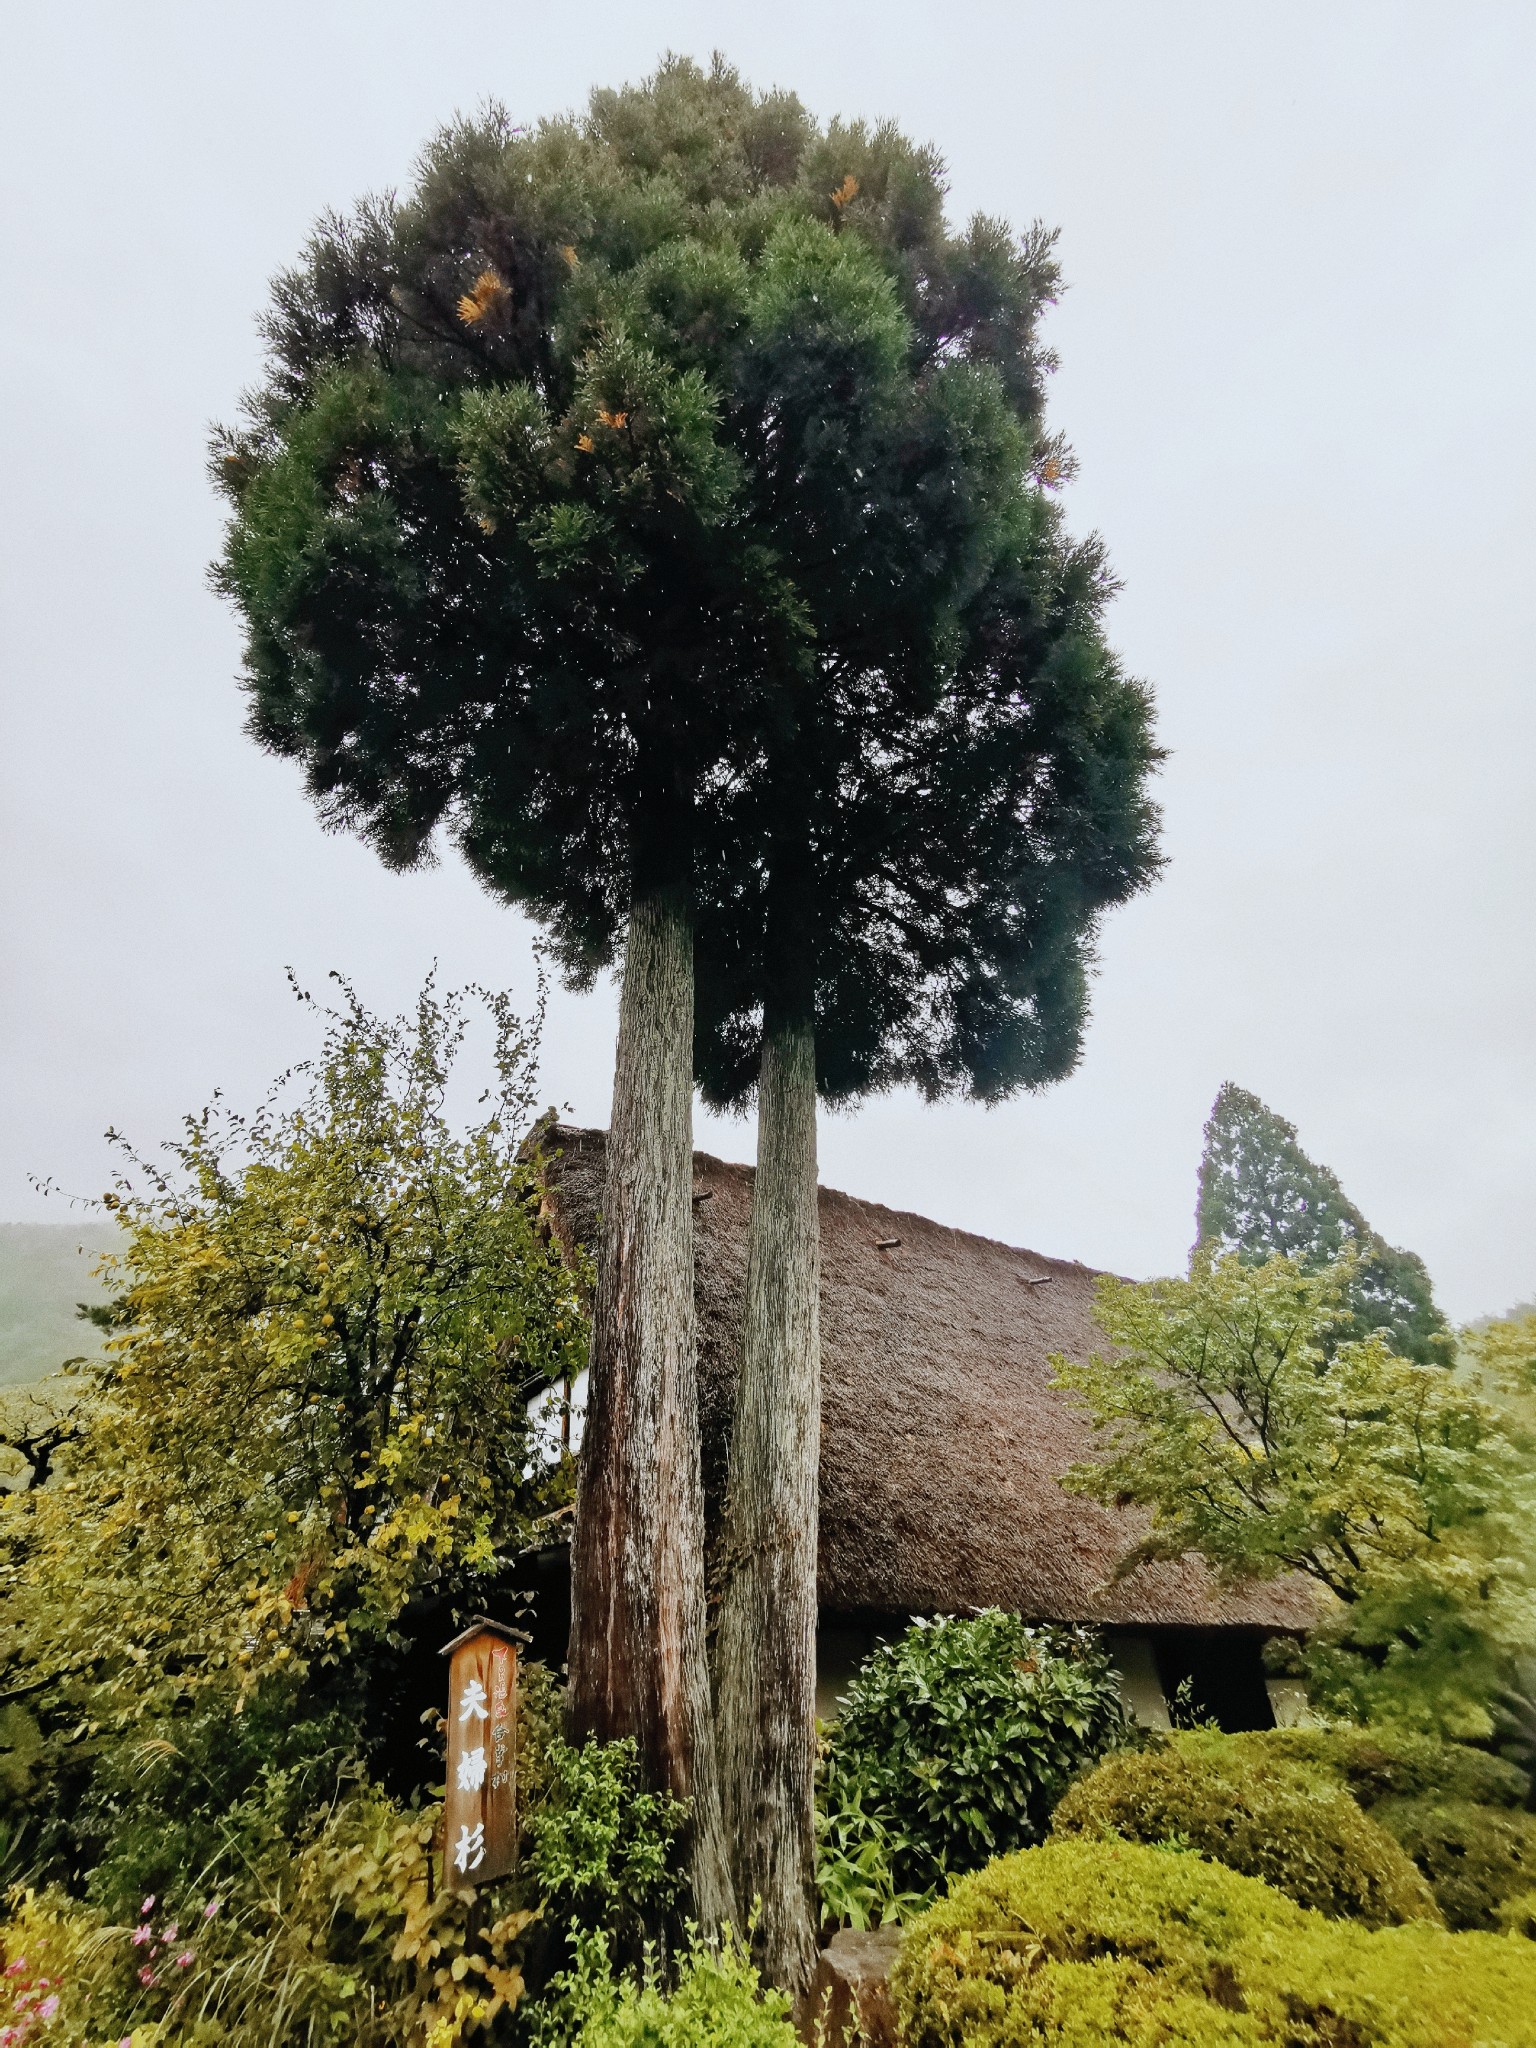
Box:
[567,893,733,1929]
[714,1018,821,1992]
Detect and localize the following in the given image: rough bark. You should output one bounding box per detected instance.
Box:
[714,1018,822,1992]
[567,893,733,1929]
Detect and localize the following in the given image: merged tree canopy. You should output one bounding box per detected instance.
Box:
[213,54,1163,1972]
[1195,1082,1450,1365]
[214,56,1159,1096]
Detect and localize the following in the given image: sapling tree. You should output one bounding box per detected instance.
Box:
[1195,1083,1451,1364]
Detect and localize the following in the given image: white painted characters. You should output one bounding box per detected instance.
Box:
[453,1822,486,1874]
[459,1677,489,1724]
[455,1744,488,1792]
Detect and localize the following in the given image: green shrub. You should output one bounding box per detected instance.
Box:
[523,1734,686,1959]
[1373,1797,1536,1930]
[892,1839,1536,2047]
[1497,1889,1536,1939]
[812,1776,932,1932]
[817,1612,1127,1905]
[1050,1732,1438,1926]
[527,1929,798,2048]
[0,1780,534,2046]
[1239,1726,1530,1809]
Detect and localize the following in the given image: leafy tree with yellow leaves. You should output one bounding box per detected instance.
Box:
[0,975,586,2040]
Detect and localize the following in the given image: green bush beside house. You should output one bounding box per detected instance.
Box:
[1214,1726,1536,1930]
[1053,1727,1536,1937]
[892,1839,1536,2048]
[1371,1799,1536,1931]
[1050,1734,1439,1927]
[815,1612,1128,1922]
[1239,1725,1532,1809]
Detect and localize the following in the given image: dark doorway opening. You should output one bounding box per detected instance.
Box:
[1153,1629,1274,1732]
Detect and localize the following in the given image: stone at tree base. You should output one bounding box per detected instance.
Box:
[796,1927,902,2046]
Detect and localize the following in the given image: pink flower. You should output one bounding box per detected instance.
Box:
[140,1898,155,1917]
[2,1963,22,1978]
[36,1997,57,2021]
[202,1900,220,1921]
[121,2038,134,2046]
[130,1928,151,1947]
[137,1967,156,1987]
[175,1952,194,1970]
[161,1923,178,1942]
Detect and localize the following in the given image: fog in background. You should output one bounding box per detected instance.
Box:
[3,1,1532,1321]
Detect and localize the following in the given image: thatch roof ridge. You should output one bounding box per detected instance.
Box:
[537,1125,1318,1636]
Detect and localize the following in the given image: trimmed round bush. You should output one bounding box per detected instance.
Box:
[818,1612,1127,1897]
[1050,1732,1438,1926]
[1241,1727,1530,1810]
[892,1840,1536,2048]
[1373,1797,1536,1930]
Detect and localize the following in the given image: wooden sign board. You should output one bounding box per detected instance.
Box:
[440,1618,525,1886]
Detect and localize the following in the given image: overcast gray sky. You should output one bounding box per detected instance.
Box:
[2,2,1532,1321]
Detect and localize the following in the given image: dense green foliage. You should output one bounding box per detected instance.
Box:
[526,1930,798,2048]
[523,1736,686,1965]
[1244,1724,1531,1810]
[214,55,1160,1102]
[0,982,597,2044]
[1,978,585,1812]
[1372,1797,1536,1930]
[816,1613,1126,1915]
[0,1780,536,2045]
[1054,1249,1536,1729]
[1050,1733,1438,1925]
[1050,1723,1536,1944]
[892,1839,1536,2047]
[1194,1084,1450,1364]
[1467,1307,1536,1408]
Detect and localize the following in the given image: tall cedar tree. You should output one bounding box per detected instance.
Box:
[684,155,1161,1986]
[1195,1083,1450,1365]
[211,57,1161,1963]
[210,62,818,1922]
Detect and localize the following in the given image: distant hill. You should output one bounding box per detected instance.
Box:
[0,1221,118,1388]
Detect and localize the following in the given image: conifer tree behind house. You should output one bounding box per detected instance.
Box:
[1195,1083,1450,1364]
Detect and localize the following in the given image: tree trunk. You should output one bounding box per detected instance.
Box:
[713,1018,821,1992]
[567,892,733,1929]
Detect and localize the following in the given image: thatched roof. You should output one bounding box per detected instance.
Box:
[538,1127,1318,1635]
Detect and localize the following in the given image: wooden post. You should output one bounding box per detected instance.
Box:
[440,1617,527,1886]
